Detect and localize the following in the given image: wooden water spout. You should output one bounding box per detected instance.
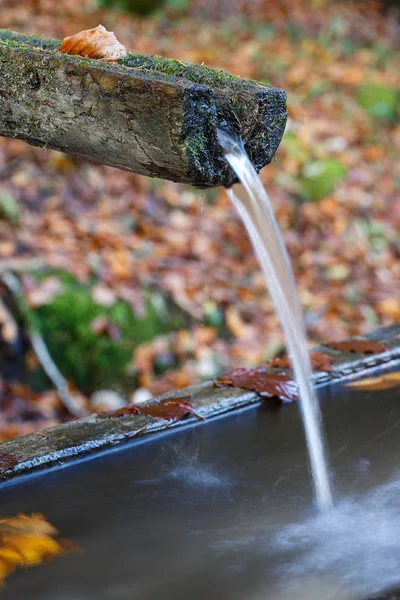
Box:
[0,29,287,188]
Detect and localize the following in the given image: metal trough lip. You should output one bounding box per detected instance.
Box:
[0,323,399,482]
[0,328,399,599]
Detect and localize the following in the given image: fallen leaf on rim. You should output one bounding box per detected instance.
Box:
[0,513,79,585]
[98,398,203,422]
[268,351,334,372]
[215,368,298,402]
[326,340,388,354]
[59,25,127,61]
[0,452,21,475]
[347,371,400,391]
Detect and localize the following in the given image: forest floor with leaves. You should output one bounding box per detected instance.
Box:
[0,0,399,440]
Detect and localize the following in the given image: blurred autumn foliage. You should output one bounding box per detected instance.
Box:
[0,0,399,439]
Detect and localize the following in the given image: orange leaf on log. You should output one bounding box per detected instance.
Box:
[59,25,127,61]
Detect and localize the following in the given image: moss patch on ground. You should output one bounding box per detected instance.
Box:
[31,279,187,392]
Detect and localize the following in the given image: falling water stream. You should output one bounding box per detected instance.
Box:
[218,130,333,512]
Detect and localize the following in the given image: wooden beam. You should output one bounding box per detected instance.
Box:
[0,29,287,188]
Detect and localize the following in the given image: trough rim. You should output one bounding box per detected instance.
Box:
[0,322,399,481]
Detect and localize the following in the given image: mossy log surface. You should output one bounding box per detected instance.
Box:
[0,29,287,187]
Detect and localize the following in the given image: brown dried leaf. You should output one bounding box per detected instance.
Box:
[347,371,400,391]
[142,399,204,421]
[309,352,335,371]
[216,368,298,402]
[268,351,334,372]
[98,398,203,422]
[0,452,21,475]
[59,25,127,62]
[326,340,388,354]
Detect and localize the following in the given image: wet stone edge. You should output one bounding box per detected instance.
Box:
[0,323,399,481]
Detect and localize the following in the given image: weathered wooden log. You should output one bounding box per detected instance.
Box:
[0,29,287,188]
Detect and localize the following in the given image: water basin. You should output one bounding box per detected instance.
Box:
[0,374,400,599]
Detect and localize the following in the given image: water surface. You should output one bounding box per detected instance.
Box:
[0,383,400,599]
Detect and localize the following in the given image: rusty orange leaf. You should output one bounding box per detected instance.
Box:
[59,25,127,61]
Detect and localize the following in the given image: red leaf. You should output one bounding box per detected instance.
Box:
[0,452,21,474]
[326,340,388,354]
[142,399,202,422]
[268,351,334,372]
[98,405,142,419]
[98,398,203,422]
[215,368,298,402]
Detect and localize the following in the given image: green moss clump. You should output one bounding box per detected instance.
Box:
[0,191,19,224]
[96,0,166,15]
[356,83,399,121]
[299,159,347,202]
[34,282,187,391]
[185,133,209,170]
[0,29,59,51]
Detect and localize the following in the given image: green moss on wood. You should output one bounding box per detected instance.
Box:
[120,53,271,90]
[0,29,59,51]
[0,29,270,91]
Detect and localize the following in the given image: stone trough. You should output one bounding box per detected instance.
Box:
[0,324,399,600]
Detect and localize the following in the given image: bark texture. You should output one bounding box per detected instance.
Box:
[0,29,287,187]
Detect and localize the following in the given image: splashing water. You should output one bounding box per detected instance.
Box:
[218,130,333,512]
[272,471,400,598]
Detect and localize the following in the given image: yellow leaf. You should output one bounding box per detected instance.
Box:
[0,513,78,585]
[347,372,400,391]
